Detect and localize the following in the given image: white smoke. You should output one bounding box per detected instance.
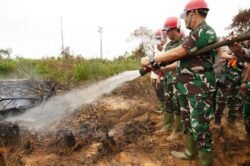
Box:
[5,70,140,132]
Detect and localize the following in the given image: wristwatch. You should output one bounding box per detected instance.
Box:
[148,55,155,65]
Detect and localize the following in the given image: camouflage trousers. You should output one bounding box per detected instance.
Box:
[215,81,242,124]
[163,81,180,115]
[181,93,214,152]
[178,94,191,134]
[243,82,250,133]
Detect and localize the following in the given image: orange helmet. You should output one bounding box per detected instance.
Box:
[162,17,179,31]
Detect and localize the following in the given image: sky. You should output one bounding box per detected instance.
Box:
[0,0,249,59]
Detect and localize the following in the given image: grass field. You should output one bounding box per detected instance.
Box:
[0,56,140,83]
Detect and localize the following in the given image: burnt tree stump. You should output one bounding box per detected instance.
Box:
[55,129,76,148]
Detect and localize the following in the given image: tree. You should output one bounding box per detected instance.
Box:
[0,48,12,59]
[229,8,250,34]
[129,26,154,59]
[131,26,154,41]
[61,46,73,59]
[131,43,146,60]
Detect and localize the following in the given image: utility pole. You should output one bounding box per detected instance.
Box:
[98,26,103,59]
[61,17,64,54]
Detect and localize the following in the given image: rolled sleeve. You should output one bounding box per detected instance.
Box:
[182,36,198,55]
[182,28,216,56]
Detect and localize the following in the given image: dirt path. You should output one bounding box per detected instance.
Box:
[2,76,250,165]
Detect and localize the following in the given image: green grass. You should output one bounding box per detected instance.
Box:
[0,56,140,83]
[0,60,17,74]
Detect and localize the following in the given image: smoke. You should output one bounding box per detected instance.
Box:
[5,70,140,132]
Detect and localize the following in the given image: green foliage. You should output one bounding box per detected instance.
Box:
[0,60,17,75]
[35,59,72,82]
[0,56,140,83]
[73,61,90,81]
[16,58,41,77]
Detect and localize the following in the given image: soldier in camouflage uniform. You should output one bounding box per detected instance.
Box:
[141,0,216,165]
[215,54,244,124]
[157,17,184,141]
[228,40,250,134]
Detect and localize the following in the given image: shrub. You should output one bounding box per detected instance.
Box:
[0,56,140,84]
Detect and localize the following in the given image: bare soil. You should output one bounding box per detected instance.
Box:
[1,76,250,166]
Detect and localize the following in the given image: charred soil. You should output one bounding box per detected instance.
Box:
[1,76,250,166]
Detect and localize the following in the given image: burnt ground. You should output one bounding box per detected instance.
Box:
[1,76,250,166]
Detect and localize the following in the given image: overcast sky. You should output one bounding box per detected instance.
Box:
[0,0,249,59]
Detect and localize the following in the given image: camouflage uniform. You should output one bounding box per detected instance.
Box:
[243,82,250,133]
[176,21,217,152]
[163,38,183,115]
[239,46,250,134]
[215,59,244,124]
